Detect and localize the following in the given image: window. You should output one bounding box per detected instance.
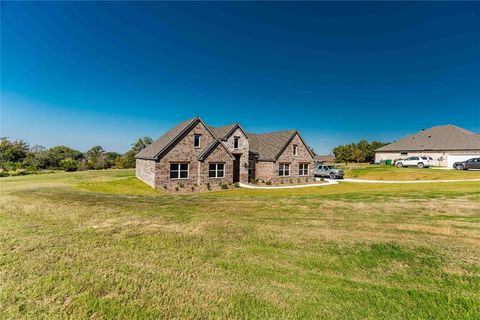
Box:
[279,163,290,176]
[400,152,408,156]
[209,163,225,178]
[234,137,240,149]
[293,145,298,156]
[299,163,309,176]
[194,134,201,148]
[170,163,189,179]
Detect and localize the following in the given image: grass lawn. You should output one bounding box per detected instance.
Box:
[1,170,479,319]
[343,164,480,181]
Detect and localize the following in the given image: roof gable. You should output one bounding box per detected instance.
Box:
[249,130,314,161]
[198,139,235,161]
[209,123,249,140]
[376,125,480,152]
[275,131,315,161]
[135,117,216,160]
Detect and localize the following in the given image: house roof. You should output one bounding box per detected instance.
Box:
[208,124,236,139]
[376,125,480,152]
[136,117,201,160]
[136,117,313,161]
[209,123,250,140]
[315,154,335,162]
[248,130,298,161]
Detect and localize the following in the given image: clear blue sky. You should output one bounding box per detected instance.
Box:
[2,2,479,154]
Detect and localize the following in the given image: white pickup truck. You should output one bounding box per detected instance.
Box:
[396,156,433,168]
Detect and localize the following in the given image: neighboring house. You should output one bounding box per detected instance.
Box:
[135,117,315,189]
[375,125,480,167]
[314,154,335,164]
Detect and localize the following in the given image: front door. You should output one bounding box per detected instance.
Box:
[233,155,241,183]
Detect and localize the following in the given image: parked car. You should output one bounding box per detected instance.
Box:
[315,164,344,179]
[453,158,480,170]
[396,156,432,168]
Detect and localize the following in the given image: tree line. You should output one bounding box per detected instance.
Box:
[332,140,388,164]
[0,137,152,177]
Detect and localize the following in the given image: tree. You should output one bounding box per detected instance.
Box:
[23,145,50,169]
[60,158,79,171]
[132,137,153,154]
[0,138,29,165]
[86,145,108,170]
[105,152,121,167]
[332,140,389,164]
[333,144,355,165]
[116,137,153,168]
[46,146,83,169]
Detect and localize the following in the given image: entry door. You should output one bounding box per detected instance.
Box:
[233,155,241,183]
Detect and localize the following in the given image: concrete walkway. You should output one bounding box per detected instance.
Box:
[341,178,480,184]
[239,179,339,189]
[239,177,480,189]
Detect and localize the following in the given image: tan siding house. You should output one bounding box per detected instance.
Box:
[375,125,480,167]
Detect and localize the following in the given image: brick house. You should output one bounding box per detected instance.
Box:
[135,117,315,189]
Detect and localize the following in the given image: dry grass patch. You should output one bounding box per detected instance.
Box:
[1,170,480,319]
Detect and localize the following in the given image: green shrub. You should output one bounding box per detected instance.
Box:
[221,184,228,190]
[10,169,28,176]
[233,182,240,188]
[175,186,179,192]
[0,169,9,177]
[207,183,211,190]
[179,183,185,188]
[191,186,195,191]
[266,180,272,185]
[60,158,78,172]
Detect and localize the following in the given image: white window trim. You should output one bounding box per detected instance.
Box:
[170,163,189,180]
[194,134,201,148]
[299,163,309,176]
[209,163,225,178]
[279,163,290,176]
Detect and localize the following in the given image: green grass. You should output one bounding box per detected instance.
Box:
[1,170,480,319]
[343,165,480,180]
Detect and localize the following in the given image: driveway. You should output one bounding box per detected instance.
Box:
[239,179,339,189]
[239,177,480,189]
[340,178,480,184]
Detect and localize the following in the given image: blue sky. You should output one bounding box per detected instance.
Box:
[1,2,479,154]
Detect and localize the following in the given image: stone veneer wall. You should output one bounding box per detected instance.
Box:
[254,133,315,183]
[154,121,216,188]
[198,144,234,186]
[135,159,156,188]
[223,127,249,183]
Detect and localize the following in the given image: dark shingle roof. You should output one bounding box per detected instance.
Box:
[248,130,297,161]
[136,117,313,161]
[135,117,199,159]
[376,125,480,152]
[208,124,236,139]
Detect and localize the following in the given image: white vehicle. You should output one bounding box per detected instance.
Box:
[396,156,432,168]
